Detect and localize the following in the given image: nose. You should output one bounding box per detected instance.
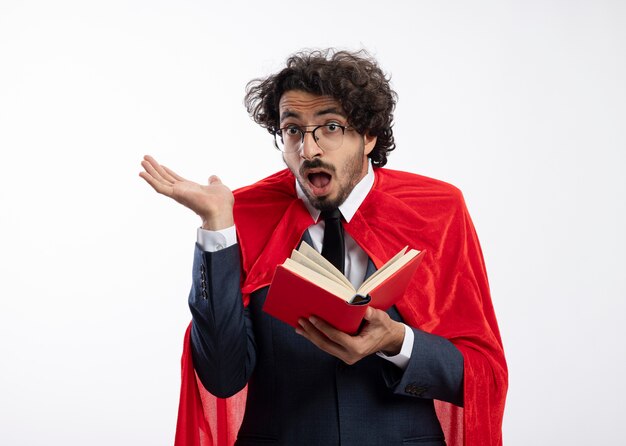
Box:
[299,131,323,160]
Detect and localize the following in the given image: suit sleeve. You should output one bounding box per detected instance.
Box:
[382,326,464,407]
[187,243,257,398]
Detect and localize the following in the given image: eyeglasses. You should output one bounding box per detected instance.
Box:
[273,123,353,153]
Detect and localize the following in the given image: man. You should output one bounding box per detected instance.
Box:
[140,49,507,446]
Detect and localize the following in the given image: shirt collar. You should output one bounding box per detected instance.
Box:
[296,160,374,223]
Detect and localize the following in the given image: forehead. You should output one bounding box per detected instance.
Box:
[278,90,345,121]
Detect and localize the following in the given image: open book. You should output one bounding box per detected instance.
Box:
[263,242,426,334]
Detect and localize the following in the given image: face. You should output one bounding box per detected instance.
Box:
[278,90,377,211]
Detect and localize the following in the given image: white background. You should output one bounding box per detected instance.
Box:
[1,1,625,444]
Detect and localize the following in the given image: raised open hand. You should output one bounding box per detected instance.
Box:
[139,155,234,230]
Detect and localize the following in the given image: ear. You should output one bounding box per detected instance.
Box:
[363,133,377,156]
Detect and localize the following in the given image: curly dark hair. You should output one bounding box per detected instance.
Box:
[244,49,397,167]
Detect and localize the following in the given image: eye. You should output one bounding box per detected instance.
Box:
[325,122,342,133]
[284,125,301,136]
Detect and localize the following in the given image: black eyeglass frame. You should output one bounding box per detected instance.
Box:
[272,123,353,152]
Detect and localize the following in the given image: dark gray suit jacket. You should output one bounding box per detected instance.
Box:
[188,234,463,446]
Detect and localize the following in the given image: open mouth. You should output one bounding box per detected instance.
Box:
[306,170,333,196]
[309,172,331,188]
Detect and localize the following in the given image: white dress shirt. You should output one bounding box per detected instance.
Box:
[196,162,414,369]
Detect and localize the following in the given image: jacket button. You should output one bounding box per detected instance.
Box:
[405,383,427,396]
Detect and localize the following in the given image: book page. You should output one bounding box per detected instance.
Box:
[282,258,356,302]
[291,250,355,291]
[297,242,353,289]
[357,248,420,296]
[359,246,408,290]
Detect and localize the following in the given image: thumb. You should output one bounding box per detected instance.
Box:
[363,306,377,321]
[208,175,222,185]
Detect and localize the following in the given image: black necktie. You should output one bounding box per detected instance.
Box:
[321,208,345,274]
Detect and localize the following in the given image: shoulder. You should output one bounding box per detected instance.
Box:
[373,167,466,208]
[232,169,299,234]
[233,169,295,205]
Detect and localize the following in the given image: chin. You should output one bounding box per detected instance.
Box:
[313,200,338,212]
[309,192,347,212]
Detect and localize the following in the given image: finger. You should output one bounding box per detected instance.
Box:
[298,319,367,365]
[363,306,378,321]
[143,154,162,171]
[141,159,169,185]
[152,161,179,183]
[161,164,187,182]
[208,175,222,185]
[362,307,389,328]
[141,155,175,183]
[139,171,174,196]
[308,316,353,346]
[143,156,179,184]
[297,318,344,353]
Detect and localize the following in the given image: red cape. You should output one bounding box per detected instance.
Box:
[175,168,508,446]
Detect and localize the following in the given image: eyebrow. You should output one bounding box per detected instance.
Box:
[280,107,347,122]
